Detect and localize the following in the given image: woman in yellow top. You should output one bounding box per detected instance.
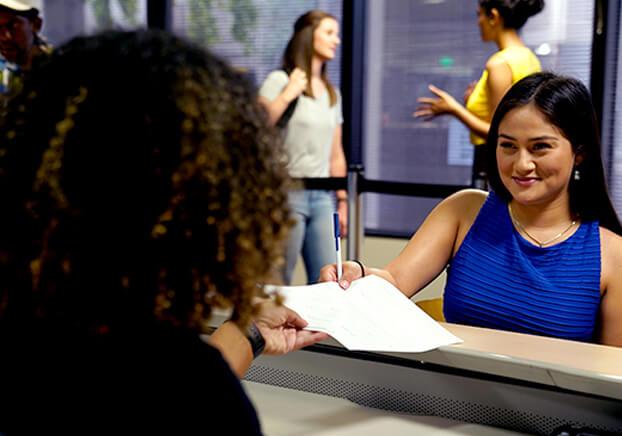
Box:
[415,0,544,187]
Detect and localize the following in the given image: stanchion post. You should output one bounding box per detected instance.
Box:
[346,165,364,260]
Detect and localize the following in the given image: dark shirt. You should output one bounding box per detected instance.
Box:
[0,324,262,434]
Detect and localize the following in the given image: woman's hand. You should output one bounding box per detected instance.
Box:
[319,260,364,290]
[413,85,460,119]
[337,199,348,237]
[281,67,308,103]
[254,300,328,355]
[210,300,327,378]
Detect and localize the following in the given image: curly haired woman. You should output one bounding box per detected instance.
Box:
[0,30,325,430]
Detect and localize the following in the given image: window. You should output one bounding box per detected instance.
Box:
[40,0,147,47]
[362,0,594,236]
[170,0,342,88]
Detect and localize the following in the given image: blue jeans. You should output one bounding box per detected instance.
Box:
[284,190,336,284]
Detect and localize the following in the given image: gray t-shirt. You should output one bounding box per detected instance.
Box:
[259,70,343,178]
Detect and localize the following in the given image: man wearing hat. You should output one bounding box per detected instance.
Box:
[0,0,49,106]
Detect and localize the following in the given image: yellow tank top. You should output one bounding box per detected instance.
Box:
[465,46,541,145]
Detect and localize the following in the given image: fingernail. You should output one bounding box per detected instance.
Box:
[339,280,349,289]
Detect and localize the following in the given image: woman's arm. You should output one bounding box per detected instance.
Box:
[414,59,513,139]
[384,190,484,297]
[209,321,254,378]
[210,302,328,377]
[598,228,622,347]
[258,68,307,127]
[414,85,490,139]
[329,124,348,235]
[320,190,486,297]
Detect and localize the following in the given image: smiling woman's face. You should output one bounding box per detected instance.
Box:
[496,103,579,208]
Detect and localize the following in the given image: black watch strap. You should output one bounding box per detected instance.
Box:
[246,322,266,358]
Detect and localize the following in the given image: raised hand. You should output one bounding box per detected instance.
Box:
[413,84,460,120]
[281,67,308,103]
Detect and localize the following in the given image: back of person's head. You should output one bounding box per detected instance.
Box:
[479,0,544,29]
[486,71,622,234]
[281,9,338,104]
[0,29,291,334]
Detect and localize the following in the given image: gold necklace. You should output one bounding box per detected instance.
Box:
[508,204,577,248]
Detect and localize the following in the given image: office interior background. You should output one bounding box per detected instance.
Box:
[18,4,622,433]
[34,0,620,273]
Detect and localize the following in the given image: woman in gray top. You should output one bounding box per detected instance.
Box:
[259,10,347,284]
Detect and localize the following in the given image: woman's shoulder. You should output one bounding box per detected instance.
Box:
[486,51,512,69]
[440,189,490,225]
[260,70,289,89]
[437,189,492,257]
[488,46,536,65]
[600,226,622,258]
[443,188,488,210]
[599,227,622,296]
[259,70,290,99]
[265,70,289,83]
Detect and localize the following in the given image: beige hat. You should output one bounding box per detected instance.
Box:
[0,0,37,13]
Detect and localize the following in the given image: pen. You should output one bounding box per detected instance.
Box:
[333,212,342,280]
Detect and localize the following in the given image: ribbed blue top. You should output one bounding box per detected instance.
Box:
[444,191,601,342]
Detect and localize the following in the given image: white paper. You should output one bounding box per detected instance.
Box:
[272,275,462,353]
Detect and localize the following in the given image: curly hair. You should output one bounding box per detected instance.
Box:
[0,30,292,334]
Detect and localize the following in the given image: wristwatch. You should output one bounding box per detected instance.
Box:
[246,322,266,358]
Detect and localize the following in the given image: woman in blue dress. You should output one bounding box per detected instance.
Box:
[322,72,622,347]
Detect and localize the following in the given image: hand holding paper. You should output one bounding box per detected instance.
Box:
[273,275,462,353]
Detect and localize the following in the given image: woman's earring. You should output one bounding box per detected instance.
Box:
[574,168,581,181]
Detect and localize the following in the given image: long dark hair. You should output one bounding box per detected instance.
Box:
[485,72,622,234]
[281,9,338,106]
[0,30,291,333]
[479,0,544,29]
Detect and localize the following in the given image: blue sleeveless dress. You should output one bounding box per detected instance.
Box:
[444,191,601,342]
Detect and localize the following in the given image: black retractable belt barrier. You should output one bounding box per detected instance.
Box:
[296,166,465,259]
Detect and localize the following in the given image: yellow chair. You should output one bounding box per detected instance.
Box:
[415,298,445,322]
